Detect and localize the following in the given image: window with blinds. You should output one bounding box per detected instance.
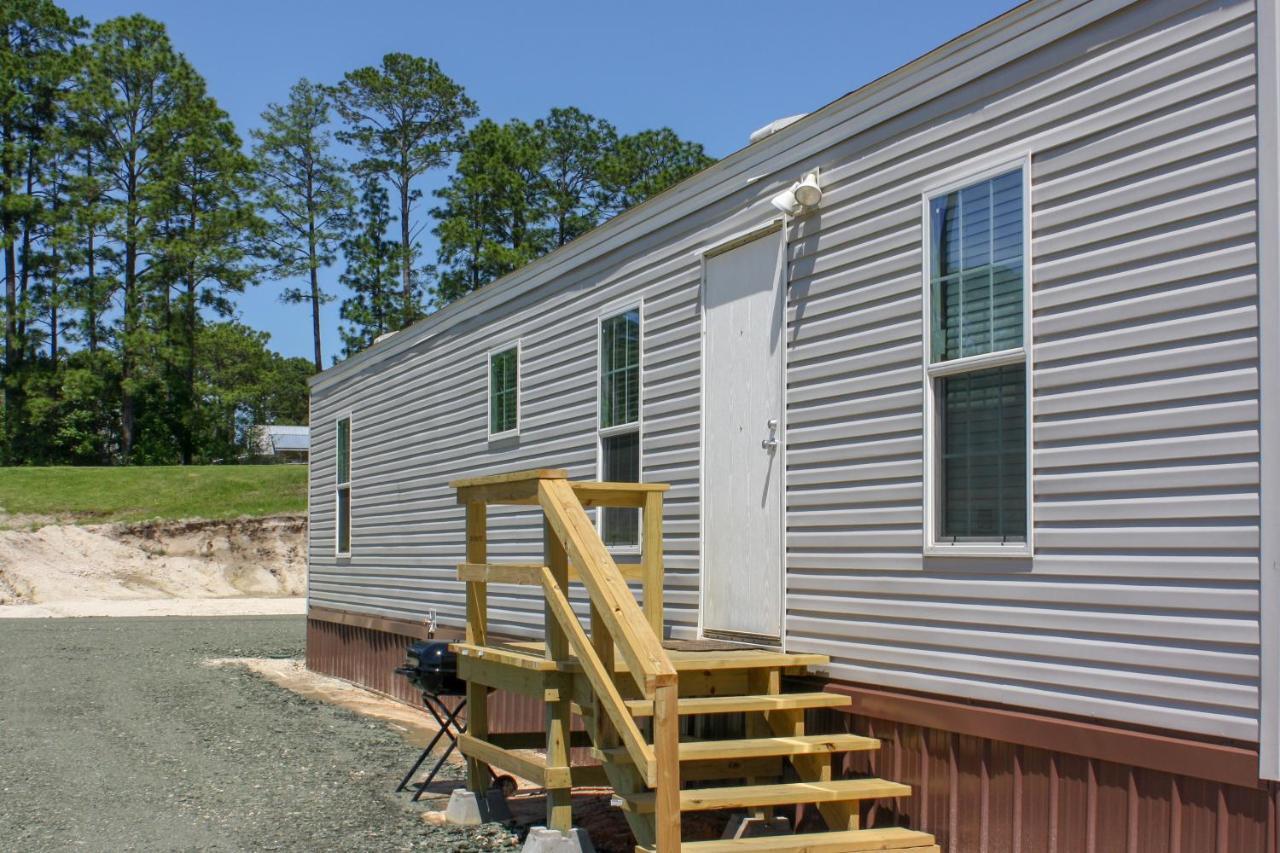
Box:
[336,416,351,556]
[488,346,519,437]
[599,307,641,547]
[600,310,640,430]
[926,166,1028,550]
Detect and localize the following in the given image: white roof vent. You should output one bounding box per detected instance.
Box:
[373,330,399,345]
[749,114,807,145]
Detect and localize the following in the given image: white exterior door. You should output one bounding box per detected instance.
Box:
[700,230,785,641]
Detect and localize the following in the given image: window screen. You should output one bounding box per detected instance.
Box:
[939,364,1026,542]
[601,431,640,547]
[600,309,640,429]
[489,347,518,435]
[930,169,1023,362]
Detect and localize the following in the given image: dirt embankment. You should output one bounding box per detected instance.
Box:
[0,515,305,607]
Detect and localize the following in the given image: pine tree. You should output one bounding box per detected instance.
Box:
[534,107,616,247]
[252,79,351,372]
[432,118,549,304]
[598,127,715,215]
[329,53,476,324]
[338,175,401,357]
[75,14,194,461]
[0,0,84,461]
[151,74,260,464]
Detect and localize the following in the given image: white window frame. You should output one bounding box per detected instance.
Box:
[335,413,353,558]
[596,300,644,552]
[486,340,522,441]
[920,154,1034,558]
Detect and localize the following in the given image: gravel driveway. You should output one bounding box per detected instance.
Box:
[0,615,517,852]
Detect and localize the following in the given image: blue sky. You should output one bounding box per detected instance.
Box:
[62,0,1018,364]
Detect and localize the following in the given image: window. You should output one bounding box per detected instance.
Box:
[925,166,1029,552]
[488,345,519,438]
[336,416,351,556]
[599,308,641,547]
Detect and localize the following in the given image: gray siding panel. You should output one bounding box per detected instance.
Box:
[310,0,1262,741]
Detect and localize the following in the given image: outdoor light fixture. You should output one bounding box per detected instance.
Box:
[770,186,800,215]
[793,169,822,207]
[770,168,822,215]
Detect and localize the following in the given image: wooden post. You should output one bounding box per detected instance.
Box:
[652,681,681,852]
[589,601,616,747]
[642,490,664,638]
[464,501,489,793]
[544,516,573,832]
[755,665,857,832]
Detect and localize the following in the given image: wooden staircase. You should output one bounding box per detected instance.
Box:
[449,469,937,853]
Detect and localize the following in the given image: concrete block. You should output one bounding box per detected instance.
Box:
[444,786,514,826]
[721,813,793,839]
[445,789,483,826]
[520,826,595,853]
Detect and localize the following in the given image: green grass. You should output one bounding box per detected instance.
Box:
[0,465,308,524]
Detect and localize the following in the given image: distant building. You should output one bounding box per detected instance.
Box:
[250,425,309,463]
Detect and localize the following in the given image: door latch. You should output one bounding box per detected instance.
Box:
[761,418,779,452]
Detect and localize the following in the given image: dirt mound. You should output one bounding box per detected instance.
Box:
[0,516,305,606]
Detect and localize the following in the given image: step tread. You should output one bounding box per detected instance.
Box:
[605,733,879,763]
[620,777,911,813]
[626,692,852,717]
[642,827,938,852]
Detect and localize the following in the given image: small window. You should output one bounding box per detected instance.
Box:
[599,308,641,547]
[336,416,352,556]
[488,346,519,437]
[925,167,1028,552]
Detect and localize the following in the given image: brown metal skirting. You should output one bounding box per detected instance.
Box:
[306,604,452,642]
[823,683,1261,791]
[307,609,1280,851]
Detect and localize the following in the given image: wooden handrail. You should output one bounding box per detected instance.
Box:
[538,564,658,783]
[454,468,678,850]
[538,478,676,692]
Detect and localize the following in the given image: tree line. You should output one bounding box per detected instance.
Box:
[1,0,714,465]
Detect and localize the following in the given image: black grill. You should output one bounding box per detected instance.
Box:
[395,640,464,697]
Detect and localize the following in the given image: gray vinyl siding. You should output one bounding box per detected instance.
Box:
[310,0,1263,741]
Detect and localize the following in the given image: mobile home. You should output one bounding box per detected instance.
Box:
[307,0,1280,846]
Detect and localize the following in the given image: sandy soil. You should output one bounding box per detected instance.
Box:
[0,515,305,614]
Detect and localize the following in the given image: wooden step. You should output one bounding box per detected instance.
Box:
[619,778,911,814]
[625,692,851,717]
[636,826,939,852]
[604,733,879,763]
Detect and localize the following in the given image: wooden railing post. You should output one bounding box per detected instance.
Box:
[544,514,573,832]
[652,682,681,852]
[642,490,664,638]
[464,500,489,793]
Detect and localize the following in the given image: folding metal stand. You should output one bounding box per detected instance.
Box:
[396,692,467,801]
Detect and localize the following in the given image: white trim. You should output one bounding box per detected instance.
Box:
[334,413,353,559]
[1257,0,1280,781]
[925,346,1026,378]
[920,154,1034,559]
[696,224,789,648]
[485,340,522,441]
[310,0,1138,396]
[595,302,644,552]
